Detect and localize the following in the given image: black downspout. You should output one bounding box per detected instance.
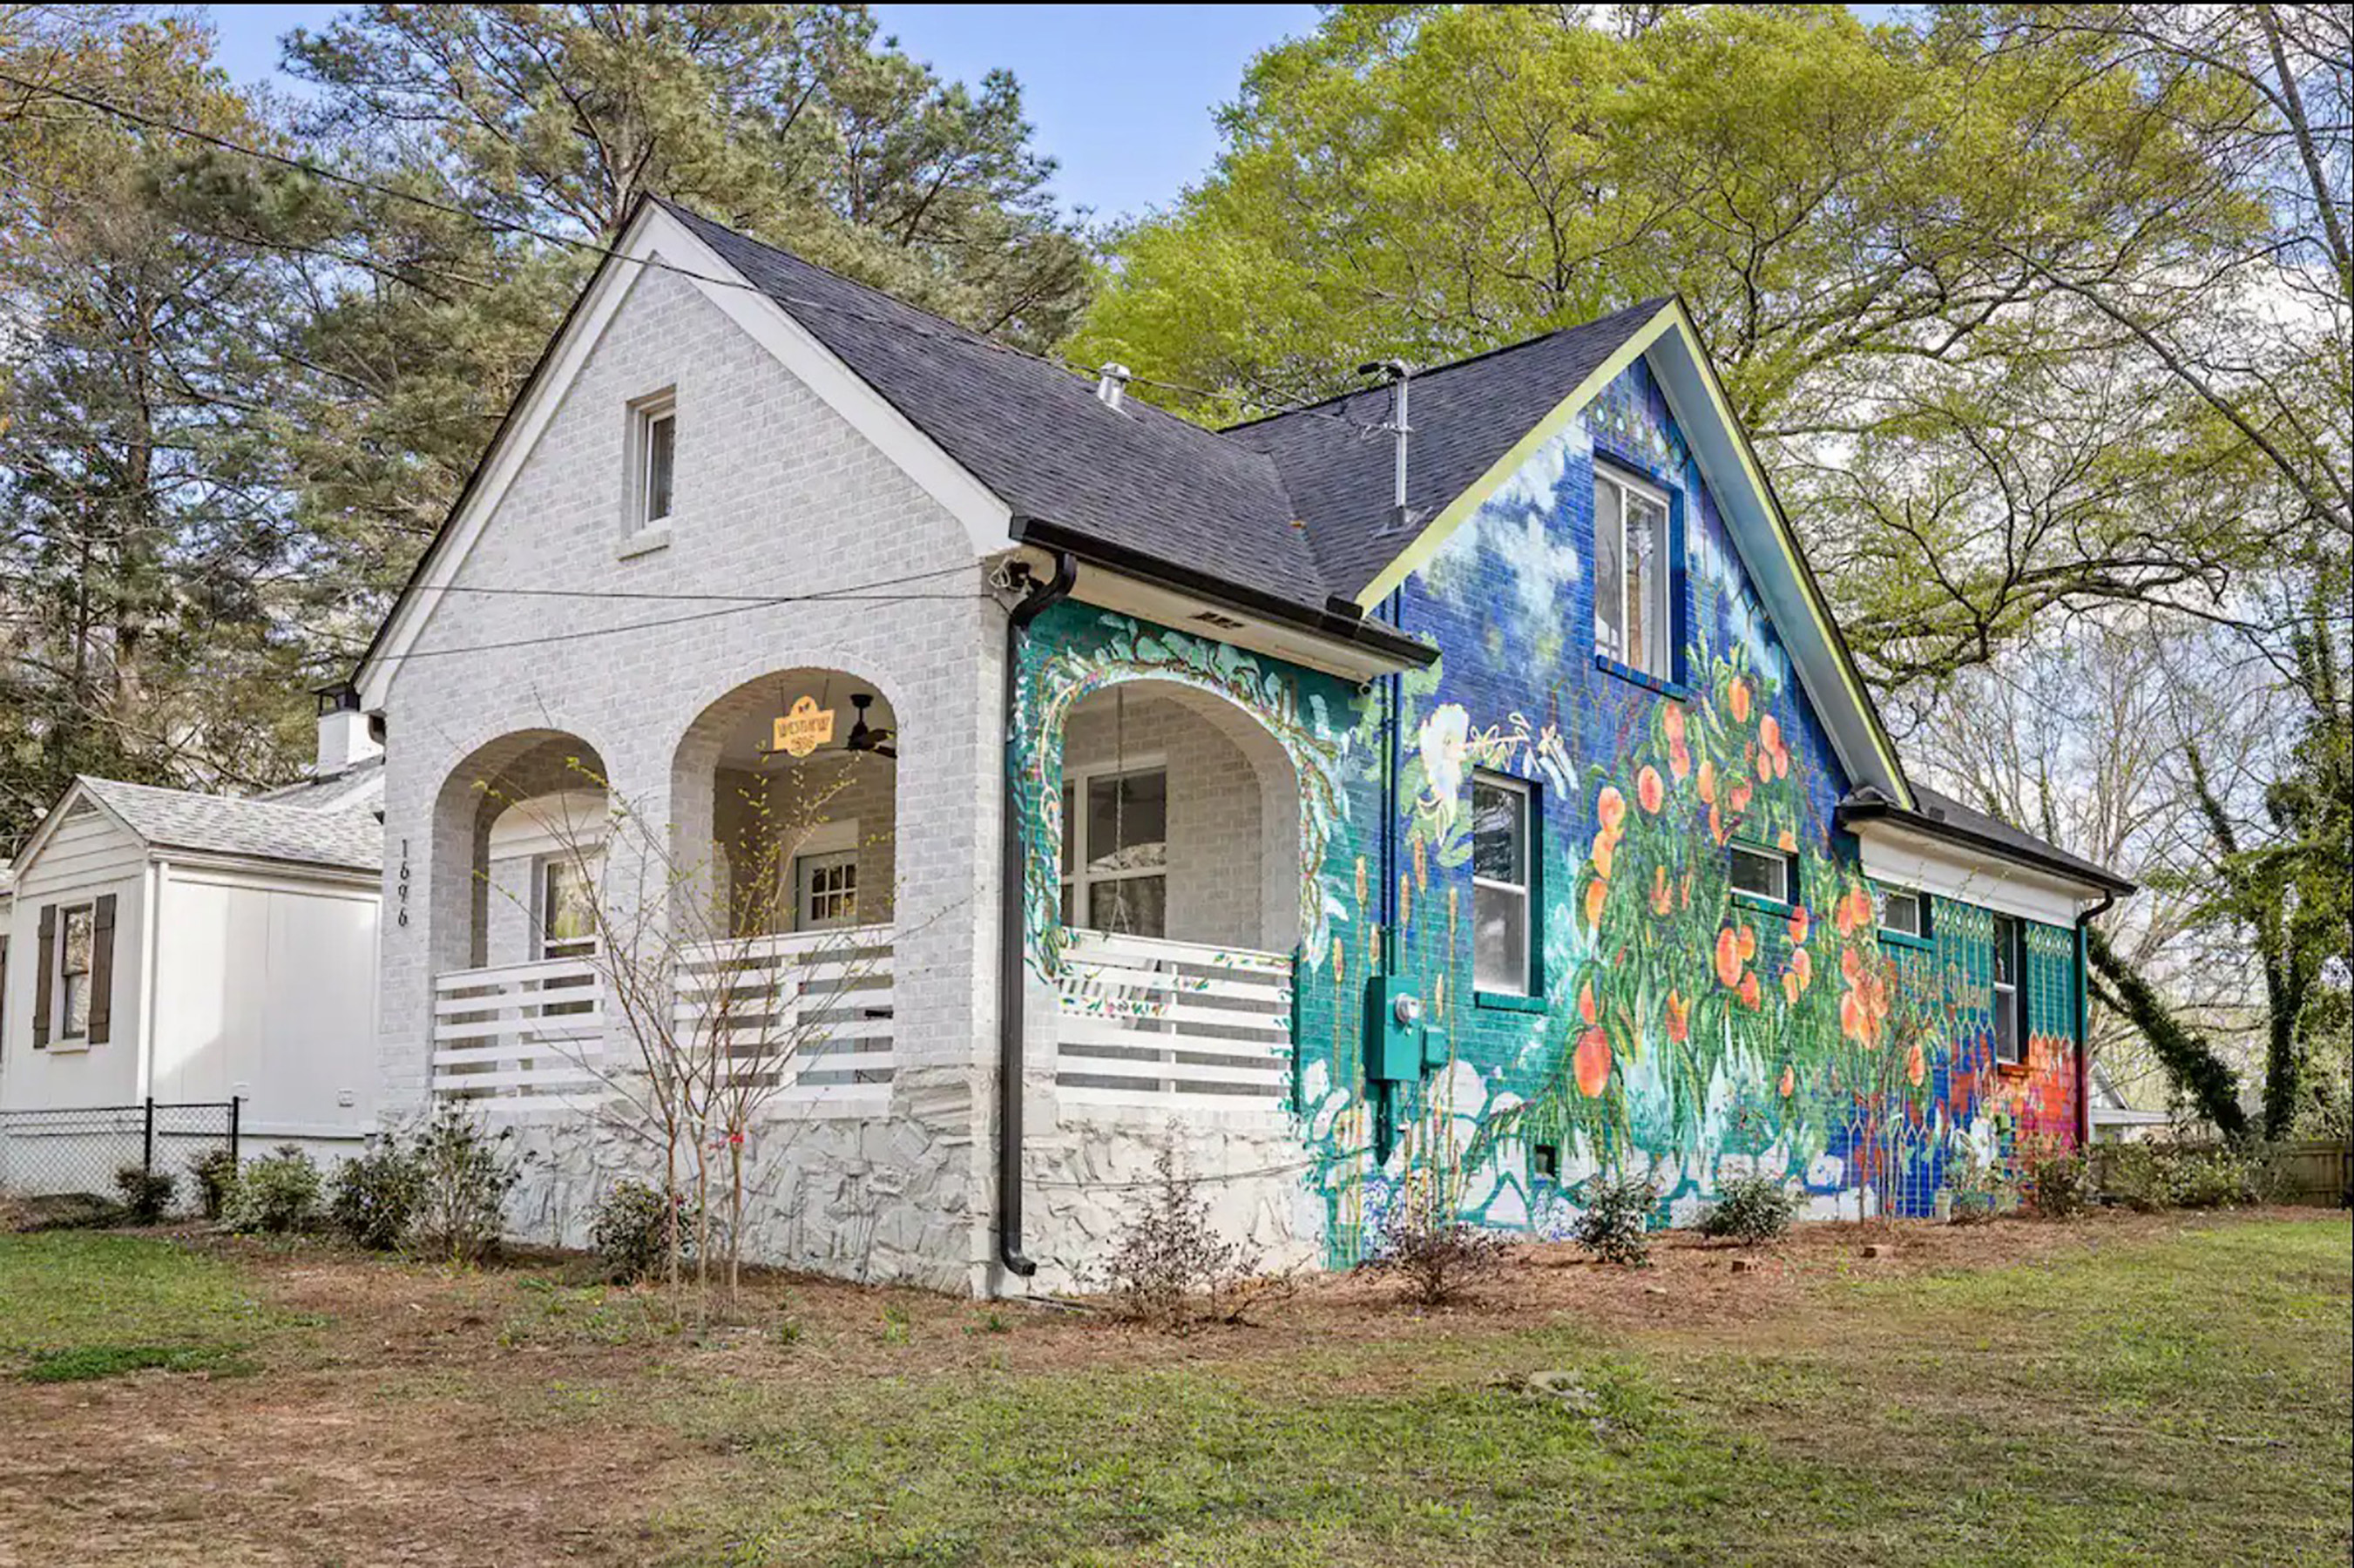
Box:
[997,550,1077,1281]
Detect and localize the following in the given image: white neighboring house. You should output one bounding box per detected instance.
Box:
[0,700,386,1195]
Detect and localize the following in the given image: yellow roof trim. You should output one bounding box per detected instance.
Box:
[1352,302,1682,610]
[1348,298,1910,806]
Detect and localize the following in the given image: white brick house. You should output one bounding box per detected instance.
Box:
[357,199,2130,1296]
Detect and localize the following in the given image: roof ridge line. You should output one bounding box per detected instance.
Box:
[1214,295,1678,434]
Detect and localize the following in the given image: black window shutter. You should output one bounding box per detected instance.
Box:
[32,905,55,1048]
[88,893,117,1044]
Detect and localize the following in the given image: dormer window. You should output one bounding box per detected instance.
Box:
[1594,465,1670,679]
[632,392,676,534]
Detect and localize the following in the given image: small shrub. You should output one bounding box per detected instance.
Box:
[1697,1176,1797,1243]
[329,1135,423,1251]
[191,1148,240,1221]
[1573,1171,1659,1267]
[1095,1137,1257,1331]
[589,1178,691,1283]
[407,1105,523,1266]
[112,1166,177,1224]
[2029,1153,2092,1219]
[2168,1146,2255,1209]
[1948,1191,1999,1225]
[2104,1144,2171,1213]
[223,1146,321,1234]
[1371,1187,1508,1305]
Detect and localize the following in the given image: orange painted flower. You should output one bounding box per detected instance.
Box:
[1790,948,1813,989]
[1728,778,1753,815]
[1708,803,1725,844]
[1596,784,1627,838]
[1776,828,1797,853]
[1833,889,1864,938]
[1736,923,1757,963]
[1574,1028,1613,1097]
[1728,678,1752,724]
[1592,831,1616,880]
[1782,970,1801,1006]
[1841,946,1864,985]
[1637,765,1665,814]
[1778,1064,1796,1098]
[1697,759,1717,805]
[1669,738,1692,781]
[1758,713,1782,757]
[1715,928,1743,988]
[1585,875,1608,929]
[1738,971,1762,1010]
[1665,990,1689,1044]
[1578,979,1599,1026]
[1663,704,1687,747]
[1787,905,1810,946]
[1650,864,1674,916]
[1904,1040,1925,1087]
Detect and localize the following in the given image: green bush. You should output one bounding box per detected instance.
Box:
[328,1135,423,1251]
[223,1146,321,1234]
[2100,1142,2257,1212]
[406,1106,522,1265]
[1696,1176,1797,1243]
[1573,1172,1660,1267]
[589,1178,690,1283]
[112,1166,177,1224]
[1370,1191,1509,1305]
[2028,1153,2093,1218]
[191,1148,240,1220]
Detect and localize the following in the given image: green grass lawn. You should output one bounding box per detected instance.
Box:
[643,1220,2351,1567]
[0,1231,298,1381]
[2,1217,2345,1566]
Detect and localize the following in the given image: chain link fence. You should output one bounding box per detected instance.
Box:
[0,1099,240,1217]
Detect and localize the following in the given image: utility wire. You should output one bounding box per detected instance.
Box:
[0,70,1397,436]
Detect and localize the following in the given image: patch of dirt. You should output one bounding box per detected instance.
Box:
[0,1206,2331,1564]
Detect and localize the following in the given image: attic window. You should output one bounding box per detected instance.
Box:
[1189,610,1247,632]
[630,391,676,533]
[1594,466,1671,679]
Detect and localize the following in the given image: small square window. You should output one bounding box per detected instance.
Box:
[1728,842,1793,906]
[1878,887,1928,939]
[1532,1143,1559,1181]
[632,395,676,532]
[1472,773,1535,995]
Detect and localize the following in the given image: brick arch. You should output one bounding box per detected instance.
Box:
[427,727,611,972]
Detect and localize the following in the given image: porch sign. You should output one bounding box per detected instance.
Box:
[774,696,835,757]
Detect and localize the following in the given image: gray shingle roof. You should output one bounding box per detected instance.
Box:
[1221,299,1671,600]
[78,776,382,874]
[1843,782,2134,894]
[659,200,1664,619]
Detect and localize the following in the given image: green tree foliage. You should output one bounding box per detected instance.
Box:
[0,17,317,836]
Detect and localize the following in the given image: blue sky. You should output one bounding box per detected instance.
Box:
[201,3,1321,220]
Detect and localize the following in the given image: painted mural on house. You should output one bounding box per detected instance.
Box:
[1014,355,2083,1269]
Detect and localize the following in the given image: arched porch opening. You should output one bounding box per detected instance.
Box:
[426,728,610,1111]
[1048,679,1304,1115]
[667,668,902,1110]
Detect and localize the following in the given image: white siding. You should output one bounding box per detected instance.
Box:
[148,865,379,1138]
[0,804,147,1110]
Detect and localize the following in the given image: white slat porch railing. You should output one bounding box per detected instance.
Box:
[1054,929,1294,1114]
[431,956,606,1112]
[673,924,895,1115]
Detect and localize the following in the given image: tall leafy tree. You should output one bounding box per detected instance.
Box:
[0,17,315,844]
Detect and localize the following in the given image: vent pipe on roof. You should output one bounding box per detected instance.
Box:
[1358,358,1413,523]
[1094,362,1131,411]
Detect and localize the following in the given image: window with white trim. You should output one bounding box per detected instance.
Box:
[538,858,598,960]
[58,903,93,1039]
[1728,841,1794,905]
[1878,886,1929,940]
[1992,914,2025,1064]
[631,393,676,532]
[1594,466,1672,678]
[1060,764,1167,938]
[1471,772,1534,994]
